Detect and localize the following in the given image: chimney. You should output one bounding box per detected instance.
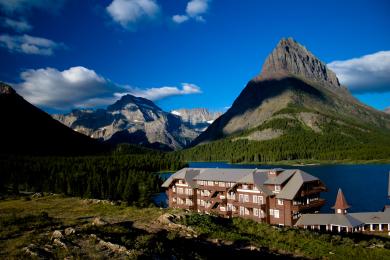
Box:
[332,188,350,214]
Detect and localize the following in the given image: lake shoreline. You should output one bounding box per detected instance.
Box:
[184,159,390,167]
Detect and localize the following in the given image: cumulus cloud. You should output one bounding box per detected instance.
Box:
[0,0,65,14]
[172,0,210,24]
[12,66,202,110]
[1,18,32,32]
[106,0,160,29]
[328,51,390,93]
[172,15,189,24]
[123,83,202,100]
[0,34,65,56]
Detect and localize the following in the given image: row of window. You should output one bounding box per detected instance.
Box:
[196,180,236,187]
[173,187,193,195]
[174,198,193,206]
[239,206,266,218]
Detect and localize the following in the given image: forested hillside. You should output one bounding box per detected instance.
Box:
[175,107,390,163]
[0,147,186,206]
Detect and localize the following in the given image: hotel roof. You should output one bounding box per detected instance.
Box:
[162,167,322,199]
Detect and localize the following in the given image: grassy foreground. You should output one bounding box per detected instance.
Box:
[1,195,390,259]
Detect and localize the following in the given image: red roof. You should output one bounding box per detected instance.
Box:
[332,188,350,210]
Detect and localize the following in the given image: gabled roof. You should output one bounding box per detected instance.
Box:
[193,168,256,182]
[332,188,350,210]
[295,213,363,227]
[276,170,319,200]
[161,168,200,188]
[264,170,295,185]
[237,171,273,196]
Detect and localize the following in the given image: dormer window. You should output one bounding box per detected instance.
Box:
[242,184,249,190]
[275,185,281,192]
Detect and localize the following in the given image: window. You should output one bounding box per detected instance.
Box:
[172,186,176,193]
[239,194,244,202]
[177,188,183,194]
[242,184,248,189]
[259,196,264,204]
[254,208,259,216]
[245,208,250,215]
[244,194,249,202]
[269,209,274,216]
[207,181,214,186]
[240,206,245,215]
[254,196,264,204]
[277,199,284,205]
[219,182,225,187]
[274,209,280,219]
[197,199,200,204]
[275,185,281,192]
[260,210,265,218]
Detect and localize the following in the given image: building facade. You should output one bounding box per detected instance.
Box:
[162,168,327,226]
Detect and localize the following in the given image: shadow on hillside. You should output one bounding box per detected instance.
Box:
[191,76,326,146]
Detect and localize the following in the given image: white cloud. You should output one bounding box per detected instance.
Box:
[0,34,65,56]
[0,0,65,14]
[186,0,209,17]
[328,51,390,93]
[172,15,189,24]
[122,83,202,100]
[12,66,202,110]
[2,18,32,32]
[172,0,210,24]
[106,0,160,29]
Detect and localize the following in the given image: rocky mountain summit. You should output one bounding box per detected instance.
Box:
[171,108,222,133]
[260,38,341,89]
[192,37,390,146]
[53,94,199,150]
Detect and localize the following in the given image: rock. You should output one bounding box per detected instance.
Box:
[260,37,341,88]
[92,217,108,226]
[53,238,67,249]
[32,192,44,198]
[64,227,76,236]
[98,239,131,255]
[51,230,63,240]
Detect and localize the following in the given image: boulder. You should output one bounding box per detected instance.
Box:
[64,227,76,236]
[51,230,63,240]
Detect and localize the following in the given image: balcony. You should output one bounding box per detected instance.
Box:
[300,186,327,196]
[292,198,326,211]
[174,204,196,210]
[199,185,227,192]
[233,201,266,209]
[175,193,193,199]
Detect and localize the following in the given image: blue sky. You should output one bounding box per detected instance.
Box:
[0,0,389,113]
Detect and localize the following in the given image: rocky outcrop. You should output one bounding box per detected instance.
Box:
[171,108,222,133]
[53,94,199,150]
[260,38,341,89]
[385,107,390,114]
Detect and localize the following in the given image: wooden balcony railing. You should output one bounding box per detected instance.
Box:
[292,198,325,211]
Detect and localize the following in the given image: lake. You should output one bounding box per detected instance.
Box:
[155,162,390,213]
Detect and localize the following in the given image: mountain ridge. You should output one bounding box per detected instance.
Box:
[0,82,107,156]
[191,37,390,149]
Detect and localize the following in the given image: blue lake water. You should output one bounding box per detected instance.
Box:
[155,162,390,213]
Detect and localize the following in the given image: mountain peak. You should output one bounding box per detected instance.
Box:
[0,82,16,95]
[260,37,341,88]
[107,94,162,112]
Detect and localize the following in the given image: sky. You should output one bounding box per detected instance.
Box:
[0,0,389,114]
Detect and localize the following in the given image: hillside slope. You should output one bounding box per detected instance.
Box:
[0,83,106,156]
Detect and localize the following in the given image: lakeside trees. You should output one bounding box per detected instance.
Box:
[0,152,186,206]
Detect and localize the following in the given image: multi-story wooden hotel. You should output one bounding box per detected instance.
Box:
[162,168,327,226]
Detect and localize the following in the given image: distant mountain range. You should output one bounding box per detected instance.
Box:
[53,96,221,151]
[0,83,106,156]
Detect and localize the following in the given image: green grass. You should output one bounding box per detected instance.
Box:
[179,213,390,259]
